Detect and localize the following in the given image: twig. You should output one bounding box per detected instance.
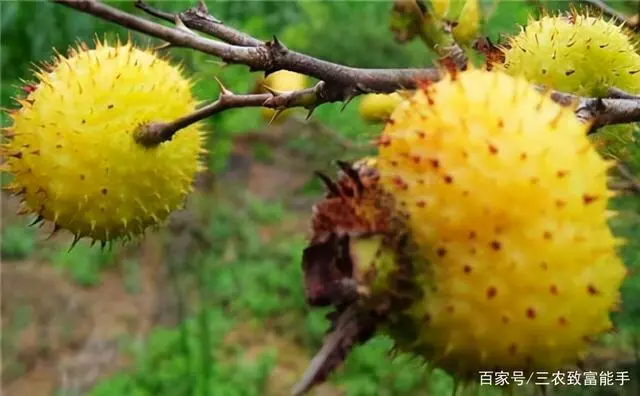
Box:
[615,163,640,193]
[608,87,640,100]
[134,0,259,47]
[579,0,640,30]
[135,82,322,146]
[53,0,437,92]
[52,0,640,145]
[549,90,640,133]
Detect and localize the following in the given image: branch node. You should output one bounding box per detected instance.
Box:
[174,15,196,36]
[268,35,288,55]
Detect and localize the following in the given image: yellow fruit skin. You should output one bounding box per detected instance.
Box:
[430,0,449,19]
[376,69,626,375]
[452,0,480,45]
[1,39,205,244]
[358,93,404,124]
[260,70,308,123]
[430,0,480,45]
[499,14,640,97]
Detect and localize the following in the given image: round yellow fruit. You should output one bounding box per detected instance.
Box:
[1,39,205,245]
[358,93,405,124]
[376,69,626,375]
[498,14,640,97]
[497,13,640,162]
[260,70,308,123]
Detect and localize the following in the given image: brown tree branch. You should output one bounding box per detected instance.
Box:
[134,0,260,47]
[53,0,437,95]
[134,81,322,146]
[52,0,640,146]
[549,91,640,133]
[615,163,640,194]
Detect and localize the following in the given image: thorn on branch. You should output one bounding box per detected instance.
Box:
[260,83,285,96]
[52,0,640,129]
[196,0,209,14]
[267,35,288,55]
[174,15,196,36]
[214,76,233,96]
[267,109,284,126]
[152,41,174,51]
[305,107,316,120]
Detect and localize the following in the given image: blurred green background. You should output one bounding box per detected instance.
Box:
[1,1,640,396]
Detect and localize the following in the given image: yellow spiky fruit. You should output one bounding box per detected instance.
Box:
[358,93,405,124]
[498,14,640,97]
[260,70,308,124]
[376,69,626,375]
[497,13,640,162]
[1,39,205,245]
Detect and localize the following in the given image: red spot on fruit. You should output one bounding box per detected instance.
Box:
[486,287,497,299]
[391,176,408,190]
[488,144,498,154]
[490,240,502,251]
[583,194,598,205]
[468,231,477,240]
[377,135,391,147]
[526,308,536,319]
[501,315,509,324]
[429,159,440,168]
[550,284,558,295]
[463,265,472,274]
[443,175,453,184]
[436,247,447,257]
[556,170,568,178]
[416,200,426,208]
[411,155,421,164]
[558,316,567,326]
[587,284,599,295]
